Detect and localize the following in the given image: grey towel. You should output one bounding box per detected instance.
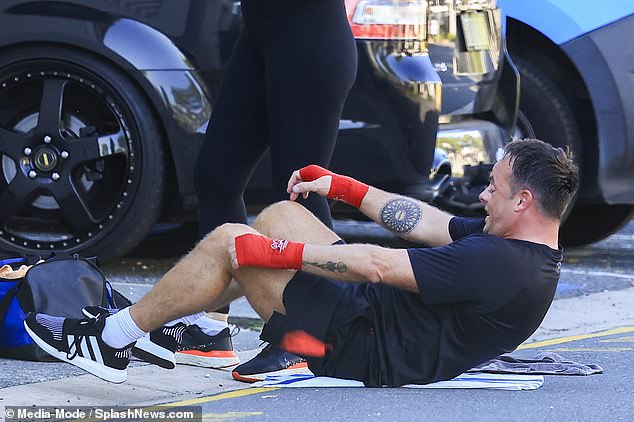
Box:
[469,352,603,375]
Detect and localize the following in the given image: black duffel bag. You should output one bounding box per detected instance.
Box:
[0,253,130,361]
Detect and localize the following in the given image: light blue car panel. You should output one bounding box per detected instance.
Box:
[499,0,634,44]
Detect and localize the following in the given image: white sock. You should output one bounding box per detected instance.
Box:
[168,312,206,327]
[190,315,228,336]
[102,307,146,349]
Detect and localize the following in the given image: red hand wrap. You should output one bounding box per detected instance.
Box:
[235,233,304,270]
[299,164,369,208]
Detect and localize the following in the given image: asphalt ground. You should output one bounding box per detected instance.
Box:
[3,324,633,421]
[159,326,634,422]
[1,219,633,421]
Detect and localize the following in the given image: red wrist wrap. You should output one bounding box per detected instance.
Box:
[235,233,304,270]
[299,165,369,208]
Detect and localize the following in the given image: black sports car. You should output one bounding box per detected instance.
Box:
[0,0,513,258]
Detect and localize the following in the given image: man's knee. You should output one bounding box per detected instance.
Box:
[252,200,310,234]
[259,200,306,218]
[199,222,255,251]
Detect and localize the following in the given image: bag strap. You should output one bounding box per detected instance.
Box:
[0,281,21,323]
[0,252,41,267]
[0,257,26,267]
[0,251,38,322]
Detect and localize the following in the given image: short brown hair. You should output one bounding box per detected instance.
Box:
[503,138,579,219]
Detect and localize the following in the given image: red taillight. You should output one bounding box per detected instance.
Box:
[345,0,427,40]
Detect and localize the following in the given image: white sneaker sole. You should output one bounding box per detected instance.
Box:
[175,351,240,369]
[133,336,175,369]
[24,321,127,383]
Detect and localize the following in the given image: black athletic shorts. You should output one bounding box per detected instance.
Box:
[260,271,378,384]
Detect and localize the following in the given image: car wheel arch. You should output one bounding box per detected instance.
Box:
[506,19,598,194]
[0,42,175,141]
[506,22,634,245]
[0,43,179,258]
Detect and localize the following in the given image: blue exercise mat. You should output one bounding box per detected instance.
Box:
[252,372,544,390]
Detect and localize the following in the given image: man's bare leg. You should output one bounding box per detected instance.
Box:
[129,223,253,332]
[230,201,340,319]
[22,201,338,383]
[130,201,339,332]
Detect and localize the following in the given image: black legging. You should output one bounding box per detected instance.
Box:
[194,0,357,312]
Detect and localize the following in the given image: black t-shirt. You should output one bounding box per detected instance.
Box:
[363,217,562,386]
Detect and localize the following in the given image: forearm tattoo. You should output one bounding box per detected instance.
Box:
[306,261,348,273]
[380,198,422,233]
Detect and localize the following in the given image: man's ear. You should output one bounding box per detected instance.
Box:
[515,189,533,211]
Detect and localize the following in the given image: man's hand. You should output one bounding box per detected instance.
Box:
[287,164,369,208]
[286,166,332,201]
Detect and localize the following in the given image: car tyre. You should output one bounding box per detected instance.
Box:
[559,204,634,247]
[511,56,599,246]
[0,46,165,260]
[127,222,198,259]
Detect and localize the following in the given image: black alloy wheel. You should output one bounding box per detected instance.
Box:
[0,47,165,260]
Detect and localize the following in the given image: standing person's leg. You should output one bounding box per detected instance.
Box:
[194,27,268,238]
[24,201,343,383]
[231,0,358,377]
[265,0,357,226]
[185,26,270,367]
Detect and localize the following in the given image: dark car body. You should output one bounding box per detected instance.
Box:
[0,0,513,258]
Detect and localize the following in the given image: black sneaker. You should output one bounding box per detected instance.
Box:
[132,323,186,369]
[175,325,240,368]
[231,344,308,383]
[23,312,131,383]
[82,306,185,370]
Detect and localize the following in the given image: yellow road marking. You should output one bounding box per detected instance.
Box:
[518,326,634,350]
[546,347,632,353]
[600,335,634,343]
[158,327,634,413]
[168,387,279,407]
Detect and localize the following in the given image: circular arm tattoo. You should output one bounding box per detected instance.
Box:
[380,198,422,233]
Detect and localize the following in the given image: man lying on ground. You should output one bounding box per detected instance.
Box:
[24,138,578,386]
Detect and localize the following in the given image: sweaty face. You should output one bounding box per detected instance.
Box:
[478,156,518,237]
